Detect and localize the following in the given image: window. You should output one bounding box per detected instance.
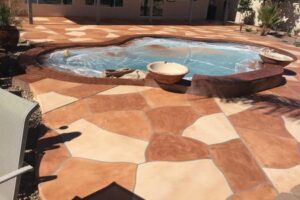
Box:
[140,0,163,16]
[40,0,61,4]
[85,0,95,5]
[101,0,123,7]
[114,0,123,7]
[25,0,72,5]
[62,0,72,4]
[140,0,150,16]
[153,0,163,16]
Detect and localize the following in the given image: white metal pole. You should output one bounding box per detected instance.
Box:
[0,165,33,184]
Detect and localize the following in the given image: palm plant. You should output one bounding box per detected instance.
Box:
[0,1,21,49]
[0,1,21,28]
[258,4,282,36]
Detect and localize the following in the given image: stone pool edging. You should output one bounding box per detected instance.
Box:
[17,34,297,97]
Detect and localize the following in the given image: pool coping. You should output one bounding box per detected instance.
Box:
[18,34,297,97]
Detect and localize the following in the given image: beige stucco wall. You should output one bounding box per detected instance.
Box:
[18,0,210,21]
[235,0,300,32]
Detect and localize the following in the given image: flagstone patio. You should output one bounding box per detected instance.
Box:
[15,17,300,200]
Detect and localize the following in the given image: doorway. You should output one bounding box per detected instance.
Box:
[140,0,163,17]
[206,0,217,20]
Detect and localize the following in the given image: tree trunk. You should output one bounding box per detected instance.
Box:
[261,25,268,36]
[239,23,244,32]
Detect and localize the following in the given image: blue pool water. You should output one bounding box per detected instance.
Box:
[40,37,263,78]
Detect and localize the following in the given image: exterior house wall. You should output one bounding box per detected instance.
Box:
[18,0,141,19]
[235,0,300,32]
[163,0,209,20]
[18,0,210,21]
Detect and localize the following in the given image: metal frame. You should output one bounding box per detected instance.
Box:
[0,89,38,200]
[0,165,33,185]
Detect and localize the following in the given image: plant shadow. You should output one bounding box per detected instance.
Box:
[218,93,300,119]
[73,182,144,200]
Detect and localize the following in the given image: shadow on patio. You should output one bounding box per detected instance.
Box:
[73,182,144,200]
[219,93,300,119]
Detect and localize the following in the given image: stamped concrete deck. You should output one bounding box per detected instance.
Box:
[16,17,300,200]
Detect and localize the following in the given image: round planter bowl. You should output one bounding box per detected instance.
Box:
[259,51,295,67]
[147,61,189,84]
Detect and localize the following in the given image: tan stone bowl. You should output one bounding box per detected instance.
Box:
[259,50,295,67]
[147,61,189,84]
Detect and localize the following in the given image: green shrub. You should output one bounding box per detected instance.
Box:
[258,4,282,36]
[0,1,20,27]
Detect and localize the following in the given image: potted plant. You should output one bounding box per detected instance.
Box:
[237,0,253,32]
[0,1,21,50]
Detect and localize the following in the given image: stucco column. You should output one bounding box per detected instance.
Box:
[27,0,33,24]
[188,0,193,24]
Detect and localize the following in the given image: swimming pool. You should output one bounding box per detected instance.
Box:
[39,37,263,78]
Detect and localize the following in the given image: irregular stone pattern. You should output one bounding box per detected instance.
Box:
[146,134,209,161]
[134,160,232,200]
[57,84,115,99]
[37,130,71,177]
[187,95,221,115]
[264,165,300,193]
[20,19,300,200]
[98,85,151,95]
[85,111,153,141]
[210,140,267,193]
[86,93,148,113]
[29,78,80,95]
[57,119,148,163]
[230,183,277,200]
[146,106,199,135]
[236,127,300,168]
[214,98,253,116]
[283,116,300,142]
[36,92,78,113]
[183,113,239,144]
[43,100,91,129]
[141,89,190,108]
[229,109,293,138]
[39,158,137,200]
